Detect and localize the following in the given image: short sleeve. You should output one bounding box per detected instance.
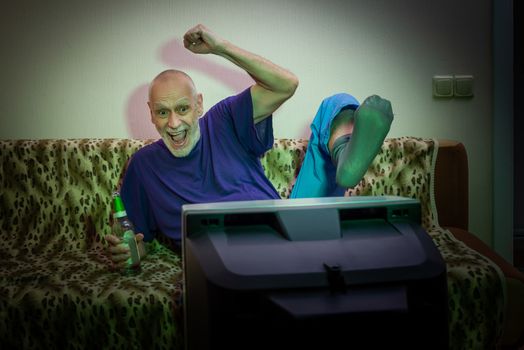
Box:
[229,88,274,157]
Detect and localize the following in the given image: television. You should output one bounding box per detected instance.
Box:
[182,196,448,350]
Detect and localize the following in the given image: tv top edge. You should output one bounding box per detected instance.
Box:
[182,195,419,215]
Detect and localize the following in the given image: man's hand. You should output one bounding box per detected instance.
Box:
[106,233,145,269]
[183,24,225,55]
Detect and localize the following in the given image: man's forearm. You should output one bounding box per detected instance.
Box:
[215,40,298,95]
[184,24,298,120]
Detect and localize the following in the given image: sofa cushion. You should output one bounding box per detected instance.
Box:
[0,241,182,349]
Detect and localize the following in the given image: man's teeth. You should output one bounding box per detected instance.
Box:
[169,131,186,144]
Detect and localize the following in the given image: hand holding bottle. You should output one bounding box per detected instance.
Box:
[107,192,143,275]
[106,232,144,269]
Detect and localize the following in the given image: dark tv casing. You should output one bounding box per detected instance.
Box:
[182,196,448,349]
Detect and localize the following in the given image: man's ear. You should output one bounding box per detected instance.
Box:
[147,101,154,123]
[197,93,203,115]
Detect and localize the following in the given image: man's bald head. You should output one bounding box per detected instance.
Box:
[148,69,197,102]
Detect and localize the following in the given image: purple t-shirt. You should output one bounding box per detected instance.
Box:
[121,88,280,242]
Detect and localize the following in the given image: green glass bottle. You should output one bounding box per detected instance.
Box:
[112,192,141,275]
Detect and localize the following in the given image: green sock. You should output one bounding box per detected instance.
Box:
[335,95,393,187]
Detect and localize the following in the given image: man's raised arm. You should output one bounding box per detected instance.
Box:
[183,24,299,123]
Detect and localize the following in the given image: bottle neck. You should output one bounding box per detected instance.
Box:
[113,210,127,219]
[113,195,126,213]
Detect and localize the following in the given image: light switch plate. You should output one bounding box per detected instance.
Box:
[454,75,474,97]
[433,75,454,97]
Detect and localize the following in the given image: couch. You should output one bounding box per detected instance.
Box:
[0,137,522,349]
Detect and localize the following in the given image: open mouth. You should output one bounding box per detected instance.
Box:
[167,130,188,148]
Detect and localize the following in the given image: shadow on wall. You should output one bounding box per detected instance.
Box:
[125,38,254,139]
[126,84,157,139]
[159,38,254,92]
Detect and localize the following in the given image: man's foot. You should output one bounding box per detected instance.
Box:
[334,95,393,187]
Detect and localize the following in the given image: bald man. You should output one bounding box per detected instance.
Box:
[107,24,393,268]
[106,24,298,268]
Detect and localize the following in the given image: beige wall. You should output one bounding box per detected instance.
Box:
[0,0,494,245]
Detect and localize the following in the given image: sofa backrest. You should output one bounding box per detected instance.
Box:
[344,137,439,230]
[0,137,438,256]
[260,138,308,198]
[0,139,153,255]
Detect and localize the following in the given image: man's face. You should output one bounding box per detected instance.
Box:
[148,75,203,157]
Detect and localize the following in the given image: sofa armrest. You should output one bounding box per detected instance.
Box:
[432,139,524,348]
[446,226,524,348]
[447,227,524,284]
[434,139,469,231]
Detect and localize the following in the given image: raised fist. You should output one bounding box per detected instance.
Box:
[183,24,225,55]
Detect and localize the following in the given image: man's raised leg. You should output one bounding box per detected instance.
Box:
[330,95,394,188]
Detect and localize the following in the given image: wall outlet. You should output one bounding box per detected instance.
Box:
[432,75,454,97]
[454,75,474,97]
